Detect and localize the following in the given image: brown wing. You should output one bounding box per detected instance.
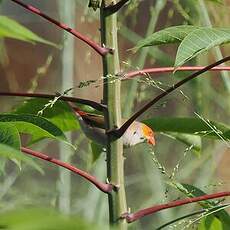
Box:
[82,113,105,129]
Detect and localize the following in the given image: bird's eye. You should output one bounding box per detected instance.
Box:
[140,137,145,140]
[133,131,137,135]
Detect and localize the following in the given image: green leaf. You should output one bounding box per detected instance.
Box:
[174,183,230,227]
[163,132,201,153]
[14,98,79,132]
[175,28,230,67]
[134,25,200,50]
[90,141,104,163]
[134,25,230,67]
[0,144,43,174]
[206,0,223,3]
[0,208,102,230]
[143,117,230,141]
[0,123,21,172]
[0,16,57,47]
[0,122,20,149]
[0,114,70,146]
[178,183,219,207]
[198,215,227,230]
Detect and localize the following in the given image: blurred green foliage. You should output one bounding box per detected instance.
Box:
[0,0,229,229]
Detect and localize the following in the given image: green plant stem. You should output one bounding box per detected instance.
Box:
[198,0,230,92]
[123,0,167,117]
[101,1,127,229]
[58,0,76,214]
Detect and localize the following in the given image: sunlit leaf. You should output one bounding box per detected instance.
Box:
[175,28,230,67]
[0,16,58,47]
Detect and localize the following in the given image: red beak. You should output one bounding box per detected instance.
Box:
[148,136,155,145]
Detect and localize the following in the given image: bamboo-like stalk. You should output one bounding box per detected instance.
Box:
[101,1,127,229]
[57,0,76,214]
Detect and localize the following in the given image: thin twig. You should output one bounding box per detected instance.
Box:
[0,92,106,111]
[121,191,230,223]
[10,0,112,56]
[108,56,230,138]
[104,0,130,16]
[21,147,113,194]
[122,66,230,80]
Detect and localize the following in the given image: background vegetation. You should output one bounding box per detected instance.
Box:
[0,0,229,229]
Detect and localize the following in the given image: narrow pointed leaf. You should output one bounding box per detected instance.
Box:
[175,28,230,67]
[0,16,57,47]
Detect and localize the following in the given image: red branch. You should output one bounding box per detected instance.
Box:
[122,66,230,80]
[21,147,113,194]
[122,191,230,223]
[108,56,230,138]
[10,0,112,56]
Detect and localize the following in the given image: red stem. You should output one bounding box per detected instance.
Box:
[10,0,112,56]
[123,191,230,223]
[21,147,113,193]
[109,56,230,138]
[122,66,230,80]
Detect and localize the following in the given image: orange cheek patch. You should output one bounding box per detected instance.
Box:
[142,124,153,137]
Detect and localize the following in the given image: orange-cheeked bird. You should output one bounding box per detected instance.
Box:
[71,105,155,147]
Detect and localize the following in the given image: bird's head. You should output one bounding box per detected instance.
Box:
[141,123,155,145]
[123,121,155,147]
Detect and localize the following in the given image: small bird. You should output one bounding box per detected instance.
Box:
[72,106,155,147]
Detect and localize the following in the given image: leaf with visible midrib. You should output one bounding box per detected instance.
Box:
[14,98,79,132]
[0,123,20,149]
[0,114,72,146]
[134,25,200,50]
[0,123,43,173]
[0,123,21,172]
[175,28,230,67]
